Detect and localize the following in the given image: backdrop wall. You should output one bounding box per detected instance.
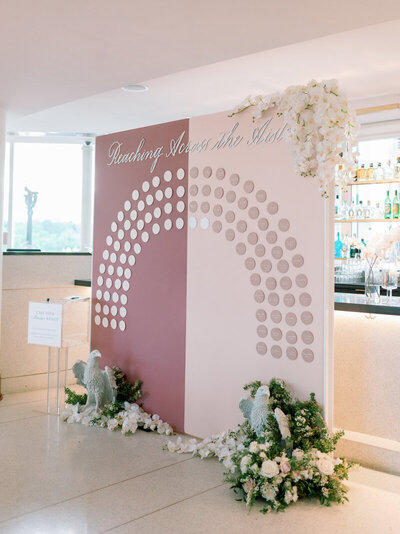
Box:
[92,109,326,436]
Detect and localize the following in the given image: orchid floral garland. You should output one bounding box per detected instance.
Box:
[63,400,173,436]
[230,79,358,197]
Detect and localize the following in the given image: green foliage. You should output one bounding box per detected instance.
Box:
[112,366,142,403]
[226,378,355,513]
[90,401,126,425]
[267,378,294,413]
[64,387,87,406]
[243,381,262,398]
[65,364,142,423]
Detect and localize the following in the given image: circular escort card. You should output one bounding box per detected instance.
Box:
[203,166,212,178]
[216,168,226,180]
[302,349,314,362]
[256,309,267,322]
[271,345,282,359]
[190,167,199,178]
[230,173,240,186]
[286,347,298,360]
[270,310,282,323]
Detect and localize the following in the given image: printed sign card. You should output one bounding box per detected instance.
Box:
[28,302,63,347]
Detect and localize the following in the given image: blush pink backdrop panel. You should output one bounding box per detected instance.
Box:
[92,120,189,432]
[185,111,325,437]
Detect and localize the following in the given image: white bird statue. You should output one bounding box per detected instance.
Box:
[239,385,270,436]
[72,350,116,416]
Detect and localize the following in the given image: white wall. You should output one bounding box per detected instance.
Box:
[334,310,400,475]
[0,254,91,394]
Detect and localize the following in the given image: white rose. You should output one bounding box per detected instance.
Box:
[261,483,276,501]
[258,442,270,451]
[292,449,304,460]
[249,441,259,453]
[316,453,335,476]
[240,455,251,474]
[261,460,280,478]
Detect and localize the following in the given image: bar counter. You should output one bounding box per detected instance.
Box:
[75,279,400,317]
[334,292,400,316]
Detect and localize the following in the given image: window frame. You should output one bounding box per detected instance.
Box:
[4,132,95,252]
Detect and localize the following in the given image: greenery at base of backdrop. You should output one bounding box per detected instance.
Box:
[63,365,173,435]
[166,379,355,514]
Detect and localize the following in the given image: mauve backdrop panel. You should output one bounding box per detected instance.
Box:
[92,119,189,431]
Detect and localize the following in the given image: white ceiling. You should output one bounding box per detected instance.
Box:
[2,1,400,134]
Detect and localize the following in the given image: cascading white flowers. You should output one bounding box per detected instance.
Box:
[166,430,239,472]
[231,79,359,197]
[62,401,173,436]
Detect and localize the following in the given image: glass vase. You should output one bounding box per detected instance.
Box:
[364,256,380,302]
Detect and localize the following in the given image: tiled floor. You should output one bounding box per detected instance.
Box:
[1,389,399,533]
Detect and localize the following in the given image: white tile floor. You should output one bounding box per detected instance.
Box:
[1,389,399,534]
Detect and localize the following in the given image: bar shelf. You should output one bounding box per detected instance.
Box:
[335,218,399,223]
[346,179,400,186]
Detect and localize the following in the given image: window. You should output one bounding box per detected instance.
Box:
[3,134,95,252]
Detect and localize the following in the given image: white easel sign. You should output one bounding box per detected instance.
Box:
[28,302,62,347]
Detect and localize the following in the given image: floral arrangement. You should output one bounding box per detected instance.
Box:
[362,225,400,260]
[166,379,354,513]
[230,79,358,197]
[63,400,173,436]
[63,366,173,436]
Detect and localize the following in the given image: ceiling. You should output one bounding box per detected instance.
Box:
[2,1,400,134]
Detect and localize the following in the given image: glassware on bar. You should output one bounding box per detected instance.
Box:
[381,248,398,303]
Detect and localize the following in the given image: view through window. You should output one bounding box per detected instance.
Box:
[3,136,94,252]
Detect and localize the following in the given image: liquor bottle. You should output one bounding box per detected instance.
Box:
[356,200,363,218]
[384,191,392,219]
[334,233,343,258]
[357,164,366,181]
[363,200,371,219]
[367,163,375,180]
[385,160,394,179]
[342,236,349,258]
[395,157,400,179]
[392,190,399,219]
[348,201,355,219]
[375,202,382,219]
[375,162,384,180]
[335,194,340,216]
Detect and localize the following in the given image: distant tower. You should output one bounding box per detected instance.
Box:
[24,187,38,246]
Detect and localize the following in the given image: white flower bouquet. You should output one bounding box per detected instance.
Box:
[166,379,354,513]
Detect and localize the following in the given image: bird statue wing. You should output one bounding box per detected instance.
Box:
[239,397,254,421]
[101,366,115,405]
[105,366,117,391]
[274,407,291,440]
[72,360,87,388]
